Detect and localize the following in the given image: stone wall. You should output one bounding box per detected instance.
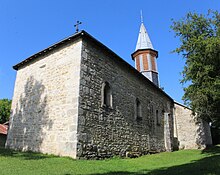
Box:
[174,102,212,149]
[6,31,213,159]
[0,134,7,147]
[76,38,174,159]
[6,39,82,158]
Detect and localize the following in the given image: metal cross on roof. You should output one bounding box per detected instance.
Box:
[74,21,82,33]
[140,10,144,23]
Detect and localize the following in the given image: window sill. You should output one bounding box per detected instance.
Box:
[101,104,113,110]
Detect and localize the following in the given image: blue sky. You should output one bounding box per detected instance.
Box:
[0,0,219,103]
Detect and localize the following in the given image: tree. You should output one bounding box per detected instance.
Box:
[0,99,12,123]
[171,10,220,124]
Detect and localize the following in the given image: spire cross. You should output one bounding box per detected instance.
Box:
[74,21,82,33]
[140,10,143,23]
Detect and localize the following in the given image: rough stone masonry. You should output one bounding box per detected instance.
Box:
[6,31,212,159]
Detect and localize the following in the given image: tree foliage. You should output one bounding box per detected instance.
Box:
[0,99,12,123]
[171,10,220,124]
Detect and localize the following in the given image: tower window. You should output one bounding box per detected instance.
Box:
[135,98,142,121]
[102,82,112,108]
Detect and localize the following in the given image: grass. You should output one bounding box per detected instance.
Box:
[0,146,220,175]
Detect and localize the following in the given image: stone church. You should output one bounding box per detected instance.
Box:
[6,21,212,159]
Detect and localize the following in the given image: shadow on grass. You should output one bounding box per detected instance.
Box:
[0,146,220,174]
[87,146,220,175]
[0,147,55,160]
[201,145,220,155]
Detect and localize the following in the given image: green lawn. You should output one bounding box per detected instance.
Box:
[0,146,220,175]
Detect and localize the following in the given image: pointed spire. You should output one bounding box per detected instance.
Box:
[140,10,143,23]
[135,13,154,51]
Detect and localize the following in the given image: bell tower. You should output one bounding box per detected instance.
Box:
[131,17,159,87]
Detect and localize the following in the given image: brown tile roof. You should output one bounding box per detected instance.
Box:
[0,124,8,135]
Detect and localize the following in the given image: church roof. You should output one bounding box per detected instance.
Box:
[13,31,84,70]
[174,101,191,110]
[135,23,154,51]
[13,30,173,102]
[0,124,8,135]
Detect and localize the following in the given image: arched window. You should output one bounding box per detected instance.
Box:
[156,110,160,125]
[102,82,112,108]
[136,98,142,121]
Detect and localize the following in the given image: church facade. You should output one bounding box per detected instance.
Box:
[6,22,212,159]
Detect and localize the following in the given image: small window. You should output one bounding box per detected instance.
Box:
[156,110,160,125]
[102,82,112,108]
[136,98,142,121]
[149,103,154,115]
